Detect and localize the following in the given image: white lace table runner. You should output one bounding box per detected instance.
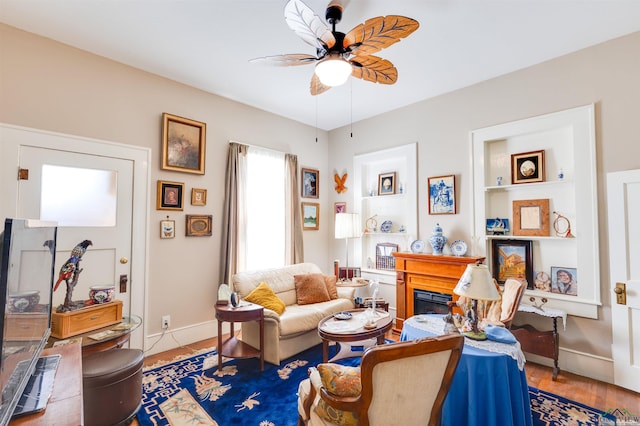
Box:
[406,315,526,370]
[518,305,567,331]
[320,310,390,334]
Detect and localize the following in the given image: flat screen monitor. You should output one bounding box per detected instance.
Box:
[0,218,57,426]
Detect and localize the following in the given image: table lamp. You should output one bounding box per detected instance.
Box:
[335,213,362,279]
[453,264,500,340]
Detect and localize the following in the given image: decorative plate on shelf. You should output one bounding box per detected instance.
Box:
[380,220,393,233]
[450,240,468,256]
[410,239,426,253]
[334,312,353,320]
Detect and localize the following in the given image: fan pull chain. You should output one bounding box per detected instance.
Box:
[315,96,318,143]
[350,78,353,138]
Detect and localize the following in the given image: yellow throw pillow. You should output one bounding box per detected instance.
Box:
[244,282,286,315]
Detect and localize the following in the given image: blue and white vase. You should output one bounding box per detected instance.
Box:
[429,223,447,255]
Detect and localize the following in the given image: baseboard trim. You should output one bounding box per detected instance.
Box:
[523,346,613,384]
[144,319,222,356]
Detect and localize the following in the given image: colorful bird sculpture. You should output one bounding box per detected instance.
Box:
[53,240,92,291]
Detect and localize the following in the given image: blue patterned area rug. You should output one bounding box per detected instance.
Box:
[138,344,616,426]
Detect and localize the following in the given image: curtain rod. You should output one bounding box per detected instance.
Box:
[228,140,290,155]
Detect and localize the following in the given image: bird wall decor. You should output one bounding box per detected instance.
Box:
[334,172,348,193]
[54,239,92,312]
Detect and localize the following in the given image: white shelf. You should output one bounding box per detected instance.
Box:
[484,179,572,191]
[484,235,575,241]
[363,232,410,236]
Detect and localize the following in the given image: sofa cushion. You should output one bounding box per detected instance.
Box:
[295,274,331,305]
[278,299,354,336]
[317,363,362,396]
[324,275,338,299]
[244,282,286,315]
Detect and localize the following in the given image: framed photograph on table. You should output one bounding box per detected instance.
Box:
[550,266,578,296]
[302,202,319,230]
[511,150,545,184]
[161,113,206,175]
[513,198,550,236]
[186,215,212,236]
[491,239,533,288]
[301,168,319,198]
[378,172,396,195]
[156,180,184,211]
[428,175,456,214]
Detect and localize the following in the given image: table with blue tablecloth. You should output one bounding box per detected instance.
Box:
[401,315,533,426]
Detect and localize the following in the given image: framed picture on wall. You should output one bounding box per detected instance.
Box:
[191,188,207,206]
[550,266,578,296]
[513,198,550,236]
[428,175,456,214]
[156,180,184,211]
[301,168,319,198]
[161,113,206,175]
[491,239,533,288]
[511,150,545,184]
[334,202,346,214]
[302,202,319,230]
[186,215,212,236]
[160,219,175,239]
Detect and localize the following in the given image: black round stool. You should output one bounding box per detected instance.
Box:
[82,348,144,426]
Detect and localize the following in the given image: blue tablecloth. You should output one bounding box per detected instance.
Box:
[401,316,533,426]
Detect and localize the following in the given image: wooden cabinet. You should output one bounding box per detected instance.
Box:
[51,300,123,338]
[392,253,484,333]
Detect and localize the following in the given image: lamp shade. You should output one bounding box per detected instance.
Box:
[335,213,361,239]
[453,264,500,301]
[315,57,352,87]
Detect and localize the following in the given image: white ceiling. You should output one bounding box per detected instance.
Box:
[2,1,640,130]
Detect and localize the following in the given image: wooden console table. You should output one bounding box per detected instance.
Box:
[392,253,484,334]
[10,343,83,425]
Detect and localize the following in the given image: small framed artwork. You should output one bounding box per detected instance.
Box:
[160,219,175,239]
[550,266,578,296]
[301,168,319,198]
[302,202,320,230]
[191,188,207,206]
[513,198,550,236]
[511,150,545,184]
[186,214,212,237]
[334,202,346,214]
[161,113,206,175]
[378,172,396,195]
[486,218,510,235]
[491,239,533,288]
[157,180,184,211]
[428,175,456,214]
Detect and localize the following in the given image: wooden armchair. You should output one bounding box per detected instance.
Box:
[297,334,464,426]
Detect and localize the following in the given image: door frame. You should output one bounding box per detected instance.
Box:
[0,123,150,350]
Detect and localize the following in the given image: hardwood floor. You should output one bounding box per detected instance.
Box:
[136,333,640,424]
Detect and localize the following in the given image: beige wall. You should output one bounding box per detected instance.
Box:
[0,24,331,343]
[2,22,639,371]
[328,32,640,364]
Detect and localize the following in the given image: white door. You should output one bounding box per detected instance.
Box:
[0,124,149,350]
[607,169,640,392]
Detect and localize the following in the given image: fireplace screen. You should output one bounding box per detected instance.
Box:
[413,289,452,315]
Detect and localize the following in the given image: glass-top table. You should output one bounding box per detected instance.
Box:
[48,315,142,355]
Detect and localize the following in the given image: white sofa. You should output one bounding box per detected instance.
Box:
[231,263,355,365]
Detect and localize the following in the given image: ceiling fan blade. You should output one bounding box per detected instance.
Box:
[285,0,336,51]
[310,73,332,96]
[350,56,398,85]
[249,54,318,66]
[344,16,419,56]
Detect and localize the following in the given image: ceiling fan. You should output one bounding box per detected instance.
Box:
[250,0,419,95]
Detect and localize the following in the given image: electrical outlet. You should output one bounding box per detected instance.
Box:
[162,315,170,329]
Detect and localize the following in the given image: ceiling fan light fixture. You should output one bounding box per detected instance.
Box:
[315,57,352,86]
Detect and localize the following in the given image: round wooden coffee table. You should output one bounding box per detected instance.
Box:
[317,308,392,362]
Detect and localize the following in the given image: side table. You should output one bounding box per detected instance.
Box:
[512,305,567,380]
[215,302,264,371]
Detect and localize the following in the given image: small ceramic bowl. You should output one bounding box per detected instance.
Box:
[8,290,40,313]
[89,286,115,304]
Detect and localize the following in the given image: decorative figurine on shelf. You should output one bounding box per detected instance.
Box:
[496,176,503,186]
[365,215,378,233]
[428,223,447,255]
[553,211,574,238]
[54,239,93,312]
[558,168,564,180]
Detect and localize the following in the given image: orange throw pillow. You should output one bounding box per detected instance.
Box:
[294,273,330,305]
[324,275,339,299]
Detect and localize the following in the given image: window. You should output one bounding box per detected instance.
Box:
[245,147,285,270]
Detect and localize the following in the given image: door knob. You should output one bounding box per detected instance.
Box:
[614,282,626,305]
[120,257,129,264]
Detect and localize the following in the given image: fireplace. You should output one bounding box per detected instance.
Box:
[413,289,452,315]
